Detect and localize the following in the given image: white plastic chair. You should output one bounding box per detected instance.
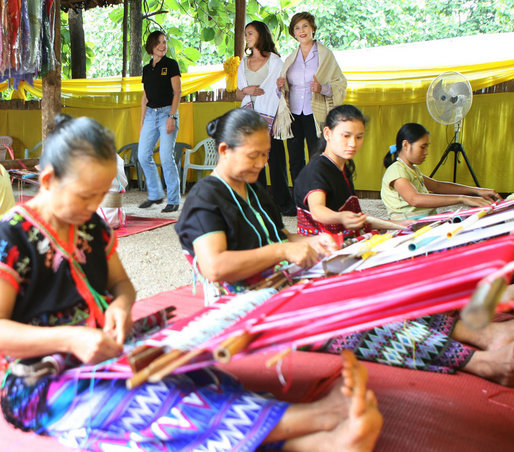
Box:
[0,136,14,160]
[181,138,218,194]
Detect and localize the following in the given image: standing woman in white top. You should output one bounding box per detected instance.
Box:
[237,21,296,216]
[275,12,347,187]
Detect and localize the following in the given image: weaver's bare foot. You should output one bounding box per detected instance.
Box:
[464,342,514,386]
[310,349,365,429]
[485,319,514,351]
[453,318,514,350]
[325,389,383,452]
[280,351,383,451]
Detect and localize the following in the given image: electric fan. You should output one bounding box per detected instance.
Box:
[426,71,480,186]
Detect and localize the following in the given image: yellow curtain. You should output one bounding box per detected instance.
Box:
[2,58,512,108]
[2,94,512,192]
[345,60,514,105]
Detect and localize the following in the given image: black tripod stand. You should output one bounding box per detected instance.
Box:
[429,133,480,187]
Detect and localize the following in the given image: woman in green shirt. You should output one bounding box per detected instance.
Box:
[381,123,500,220]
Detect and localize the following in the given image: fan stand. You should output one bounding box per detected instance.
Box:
[429,123,480,186]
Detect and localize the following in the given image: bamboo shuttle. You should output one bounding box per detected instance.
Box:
[148,348,206,383]
[214,331,258,363]
[126,348,184,389]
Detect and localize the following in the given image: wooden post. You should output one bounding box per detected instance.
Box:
[122,0,129,77]
[41,0,61,140]
[129,0,142,76]
[234,0,246,58]
[69,8,86,78]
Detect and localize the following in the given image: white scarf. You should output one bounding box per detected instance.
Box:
[237,52,283,119]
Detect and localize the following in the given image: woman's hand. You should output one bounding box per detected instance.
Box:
[340,211,367,229]
[308,233,338,257]
[166,117,177,134]
[310,75,322,93]
[68,327,123,364]
[103,298,133,345]
[474,188,502,203]
[283,241,319,268]
[243,85,265,97]
[460,195,492,208]
[277,77,286,90]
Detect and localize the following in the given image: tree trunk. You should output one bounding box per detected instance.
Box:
[42,0,61,140]
[68,8,86,79]
[129,0,142,76]
[122,0,128,76]
[234,0,246,58]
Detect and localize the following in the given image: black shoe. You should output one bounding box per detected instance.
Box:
[281,205,297,217]
[161,204,179,213]
[139,198,163,209]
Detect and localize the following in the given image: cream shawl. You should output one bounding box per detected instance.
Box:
[273,42,347,139]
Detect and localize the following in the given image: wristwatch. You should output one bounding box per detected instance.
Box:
[168,113,178,120]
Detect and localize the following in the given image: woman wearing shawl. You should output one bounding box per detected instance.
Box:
[237,21,296,216]
[275,12,347,186]
[0,114,383,451]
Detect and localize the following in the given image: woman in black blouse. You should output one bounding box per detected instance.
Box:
[138,31,182,213]
[176,108,337,302]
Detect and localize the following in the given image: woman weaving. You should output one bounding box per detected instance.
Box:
[176,108,338,303]
[0,115,382,451]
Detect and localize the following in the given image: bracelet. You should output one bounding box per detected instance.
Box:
[168,113,178,120]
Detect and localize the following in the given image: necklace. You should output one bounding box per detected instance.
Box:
[212,171,283,246]
[397,157,414,170]
[322,153,354,195]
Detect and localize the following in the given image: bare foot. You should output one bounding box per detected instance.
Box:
[280,351,383,451]
[327,389,383,452]
[485,319,514,351]
[453,319,514,350]
[309,350,369,430]
[282,373,383,451]
[463,342,514,386]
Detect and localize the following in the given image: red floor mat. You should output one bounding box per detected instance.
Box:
[1,287,513,451]
[115,215,177,238]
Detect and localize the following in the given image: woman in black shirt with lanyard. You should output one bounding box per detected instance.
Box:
[138,31,181,213]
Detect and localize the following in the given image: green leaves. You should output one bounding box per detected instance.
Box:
[60,0,513,79]
[202,27,216,41]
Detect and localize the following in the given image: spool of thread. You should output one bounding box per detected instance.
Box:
[408,235,440,251]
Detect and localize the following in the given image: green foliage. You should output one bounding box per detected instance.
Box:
[63,0,514,79]
[307,0,514,49]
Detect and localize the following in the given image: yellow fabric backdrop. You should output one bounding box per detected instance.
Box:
[1,93,512,192]
[1,55,512,192]
[1,57,512,107]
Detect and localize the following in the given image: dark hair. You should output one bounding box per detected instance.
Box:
[40,114,117,179]
[206,108,269,149]
[145,31,165,55]
[383,122,430,168]
[245,21,279,57]
[317,105,367,177]
[289,12,317,39]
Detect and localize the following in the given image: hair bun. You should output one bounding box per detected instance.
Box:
[51,114,73,132]
[206,118,219,138]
